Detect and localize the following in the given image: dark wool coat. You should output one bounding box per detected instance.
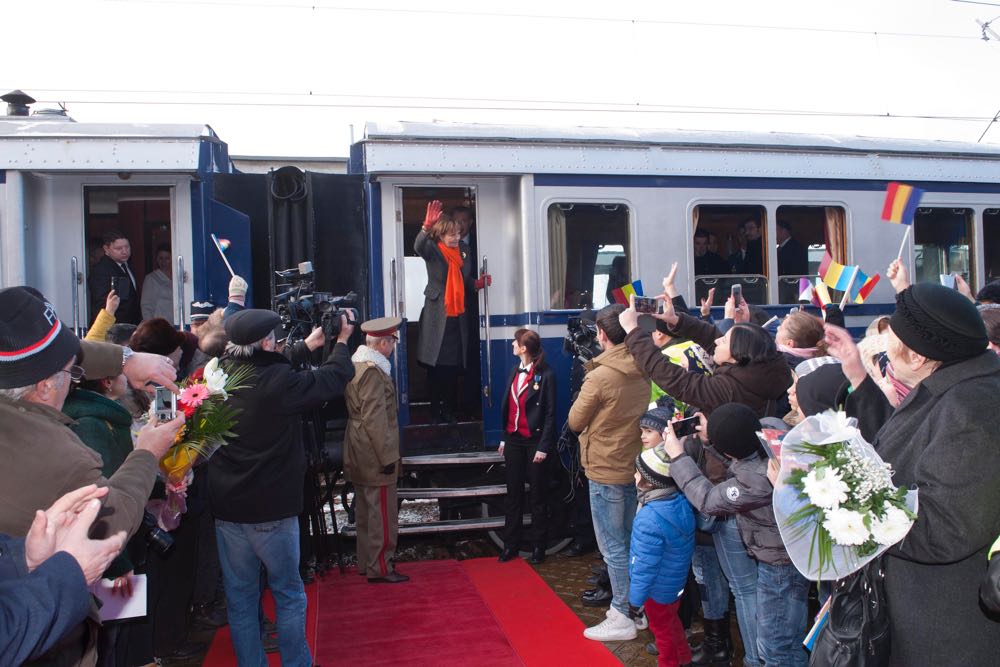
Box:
[413,230,475,368]
[846,351,1000,667]
[88,255,142,325]
[207,344,354,523]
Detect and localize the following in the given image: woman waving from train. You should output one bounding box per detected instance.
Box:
[414,200,490,423]
[497,328,557,565]
[618,293,791,418]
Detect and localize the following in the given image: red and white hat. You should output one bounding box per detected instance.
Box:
[0,287,81,389]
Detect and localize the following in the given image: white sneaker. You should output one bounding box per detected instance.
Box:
[583,606,638,641]
[633,606,648,631]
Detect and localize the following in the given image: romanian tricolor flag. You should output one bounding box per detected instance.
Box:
[818,253,881,304]
[881,182,923,225]
[611,280,644,305]
[813,279,832,307]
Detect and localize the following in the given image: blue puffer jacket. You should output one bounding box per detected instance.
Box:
[628,490,696,607]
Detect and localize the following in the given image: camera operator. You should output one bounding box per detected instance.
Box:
[208,308,355,666]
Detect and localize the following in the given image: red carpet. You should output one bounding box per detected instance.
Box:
[203,583,319,666]
[206,558,617,666]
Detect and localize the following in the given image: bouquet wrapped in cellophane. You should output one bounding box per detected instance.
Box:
[772,411,918,580]
[150,358,253,530]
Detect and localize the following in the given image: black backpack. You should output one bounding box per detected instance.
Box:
[809,558,891,667]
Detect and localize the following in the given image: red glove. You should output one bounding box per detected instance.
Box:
[475,274,492,290]
[423,200,442,231]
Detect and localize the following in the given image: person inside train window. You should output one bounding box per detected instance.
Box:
[88,230,142,326]
[141,244,175,322]
[693,229,729,275]
[606,256,630,305]
[415,200,490,423]
[728,219,763,275]
[776,220,808,277]
[453,205,474,245]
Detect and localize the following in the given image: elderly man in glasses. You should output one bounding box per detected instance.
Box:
[0,286,185,665]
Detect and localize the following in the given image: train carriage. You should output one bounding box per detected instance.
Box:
[4,105,1000,457]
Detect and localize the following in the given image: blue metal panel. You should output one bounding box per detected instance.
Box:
[205,199,253,308]
[0,170,5,184]
[533,174,1000,194]
[189,180,209,302]
[348,142,366,175]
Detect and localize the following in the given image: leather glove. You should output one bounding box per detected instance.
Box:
[380,463,395,475]
[475,274,492,290]
[981,553,1000,614]
[228,275,248,299]
[823,303,845,328]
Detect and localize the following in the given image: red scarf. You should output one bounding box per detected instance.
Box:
[438,243,465,317]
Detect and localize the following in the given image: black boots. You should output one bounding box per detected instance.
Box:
[690,615,732,666]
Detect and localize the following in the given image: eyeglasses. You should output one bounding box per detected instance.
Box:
[59,365,85,384]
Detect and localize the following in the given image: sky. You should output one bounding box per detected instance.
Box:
[6,0,1000,157]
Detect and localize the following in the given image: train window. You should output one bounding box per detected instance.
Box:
[548,203,630,310]
[984,209,1000,284]
[692,204,767,305]
[775,205,847,304]
[913,207,973,286]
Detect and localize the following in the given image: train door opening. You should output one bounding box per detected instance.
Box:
[397,186,483,450]
[83,186,173,327]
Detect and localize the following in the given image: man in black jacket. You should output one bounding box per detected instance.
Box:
[88,230,142,325]
[208,309,355,667]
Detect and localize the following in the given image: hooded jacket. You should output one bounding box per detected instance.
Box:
[567,343,649,485]
[628,488,695,607]
[626,313,792,418]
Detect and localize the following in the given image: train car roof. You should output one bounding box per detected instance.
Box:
[359,121,1000,183]
[0,119,227,172]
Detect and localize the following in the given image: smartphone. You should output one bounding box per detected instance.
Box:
[731,283,743,304]
[109,276,121,294]
[939,273,956,289]
[756,429,784,460]
[154,386,176,422]
[634,296,662,314]
[671,416,700,438]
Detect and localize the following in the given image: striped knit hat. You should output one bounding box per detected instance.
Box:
[0,287,81,389]
[636,445,675,489]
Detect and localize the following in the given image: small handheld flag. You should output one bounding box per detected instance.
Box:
[210,234,236,278]
[881,182,923,226]
[612,280,644,305]
[813,278,832,308]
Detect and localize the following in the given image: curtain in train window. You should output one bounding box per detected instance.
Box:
[984,209,1000,284]
[913,208,973,286]
[774,205,847,304]
[548,203,630,310]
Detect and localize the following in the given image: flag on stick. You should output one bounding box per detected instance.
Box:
[813,279,832,307]
[818,252,880,303]
[210,234,236,278]
[881,182,923,226]
[612,280,644,305]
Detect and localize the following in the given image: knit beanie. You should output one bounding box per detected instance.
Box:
[795,364,850,418]
[706,403,762,460]
[639,406,672,433]
[889,283,987,362]
[0,287,81,389]
[636,445,675,489]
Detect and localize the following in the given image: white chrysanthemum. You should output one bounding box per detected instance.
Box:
[822,508,871,546]
[802,468,850,509]
[203,357,229,398]
[869,503,913,546]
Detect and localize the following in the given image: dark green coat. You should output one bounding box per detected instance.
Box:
[63,389,137,578]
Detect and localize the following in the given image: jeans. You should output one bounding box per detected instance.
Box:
[691,543,730,620]
[589,480,637,616]
[713,518,760,667]
[216,517,311,667]
[756,561,810,667]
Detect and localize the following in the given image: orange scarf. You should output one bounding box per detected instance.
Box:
[437,242,466,317]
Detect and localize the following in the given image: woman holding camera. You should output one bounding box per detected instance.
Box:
[497,328,557,564]
[414,200,489,422]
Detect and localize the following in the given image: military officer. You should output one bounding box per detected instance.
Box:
[344,316,408,583]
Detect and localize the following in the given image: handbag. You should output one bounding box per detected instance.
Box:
[809,557,890,667]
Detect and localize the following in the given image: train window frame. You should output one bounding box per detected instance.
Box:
[773,204,849,305]
[983,208,1000,285]
[688,202,769,306]
[544,199,634,311]
[912,206,975,288]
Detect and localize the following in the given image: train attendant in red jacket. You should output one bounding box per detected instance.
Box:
[497,328,557,565]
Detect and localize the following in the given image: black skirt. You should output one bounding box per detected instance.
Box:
[435,315,463,367]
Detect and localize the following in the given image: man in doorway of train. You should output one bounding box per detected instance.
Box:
[776,220,808,277]
[568,304,649,641]
[88,229,143,325]
[208,308,354,667]
[693,228,729,275]
[344,316,408,583]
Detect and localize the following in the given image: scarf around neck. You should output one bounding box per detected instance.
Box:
[351,345,392,376]
[437,242,465,317]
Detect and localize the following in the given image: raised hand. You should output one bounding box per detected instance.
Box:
[124,352,179,393]
[887,259,910,293]
[662,262,680,298]
[700,288,716,318]
[423,200,443,230]
[135,412,186,459]
[104,290,120,316]
[619,294,640,334]
[58,499,127,585]
[25,485,111,572]
[824,324,866,388]
[954,274,975,303]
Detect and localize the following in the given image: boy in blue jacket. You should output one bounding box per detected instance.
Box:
[629,445,696,667]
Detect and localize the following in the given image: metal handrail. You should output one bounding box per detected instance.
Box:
[176,255,186,328]
[70,256,81,336]
[480,256,493,408]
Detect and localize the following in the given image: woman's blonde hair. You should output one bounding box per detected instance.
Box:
[429,212,461,241]
[782,311,827,356]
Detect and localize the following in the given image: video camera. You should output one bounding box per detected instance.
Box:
[273,262,358,346]
[563,314,602,363]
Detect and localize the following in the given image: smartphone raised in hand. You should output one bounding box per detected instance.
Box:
[731,283,743,305]
[154,386,176,422]
[671,416,700,438]
[939,274,956,289]
[634,296,663,314]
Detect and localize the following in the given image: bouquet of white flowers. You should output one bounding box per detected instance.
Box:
[772,411,918,580]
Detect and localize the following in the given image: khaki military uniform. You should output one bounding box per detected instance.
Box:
[344,347,401,578]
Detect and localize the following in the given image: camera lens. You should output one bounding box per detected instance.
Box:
[141,511,175,555]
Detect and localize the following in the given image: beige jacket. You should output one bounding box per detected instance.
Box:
[568,342,649,485]
[344,346,400,487]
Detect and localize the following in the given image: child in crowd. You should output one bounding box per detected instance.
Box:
[639,407,673,450]
[629,446,696,667]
